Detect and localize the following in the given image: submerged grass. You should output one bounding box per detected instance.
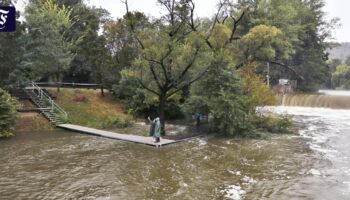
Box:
[15,113,54,132]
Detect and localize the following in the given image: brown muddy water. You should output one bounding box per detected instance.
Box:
[1,104,350,199]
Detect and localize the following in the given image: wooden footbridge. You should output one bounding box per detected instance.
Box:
[58,124,179,147]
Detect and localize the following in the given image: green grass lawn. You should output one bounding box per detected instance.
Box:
[48,88,127,128]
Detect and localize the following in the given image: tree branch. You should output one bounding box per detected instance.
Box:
[167,67,209,98]
[187,0,196,30]
[206,0,225,42]
[176,47,200,83]
[138,79,160,95]
[149,63,163,89]
[228,11,245,43]
[265,60,305,80]
[160,45,173,81]
[122,0,145,49]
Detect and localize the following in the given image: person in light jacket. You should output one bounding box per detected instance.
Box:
[148,116,156,140]
[154,117,161,143]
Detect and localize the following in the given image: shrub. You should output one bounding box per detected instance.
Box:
[113,77,186,120]
[183,95,210,116]
[251,115,292,134]
[102,115,134,129]
[73,94,88,102]
[0,88,20,138]
[113,115,134,128]
[112,78,140,100]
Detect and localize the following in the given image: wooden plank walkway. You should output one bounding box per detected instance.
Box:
[58,124,179,147]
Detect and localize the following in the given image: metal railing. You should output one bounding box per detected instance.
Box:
[28,81,68,120]
[35,82,102,89]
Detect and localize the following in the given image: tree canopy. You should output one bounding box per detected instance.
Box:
[16,0,75,83]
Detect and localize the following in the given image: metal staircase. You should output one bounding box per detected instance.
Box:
[26,82,68,126]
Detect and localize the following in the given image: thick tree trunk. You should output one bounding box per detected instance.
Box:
[158,93,166,136]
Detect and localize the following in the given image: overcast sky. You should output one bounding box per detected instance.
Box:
[86,0,349,43]
[15,0,350,42]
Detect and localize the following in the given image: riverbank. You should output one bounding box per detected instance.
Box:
[15,112,54,132]
[48,88,128,128]
[14,88,289,139]
[15,88,209,139]
[14,88,129,132]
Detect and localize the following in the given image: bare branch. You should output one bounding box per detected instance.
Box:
[121,0,129,13]
[145,46,174,83]
[221,15,228,24]
[228,11,245,43]
[187,0,196,30]
[160,46,173,81]
[149,63,163,89]
[203,0,227,50]
[122,0,145,49]
[207,0,225,39]
[167,67,209,98]
[176,47,201,82]
[267,61,305,80]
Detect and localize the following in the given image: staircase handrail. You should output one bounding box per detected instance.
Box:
[29,81,68,120]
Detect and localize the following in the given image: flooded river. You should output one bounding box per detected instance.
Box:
[1,93,350,199]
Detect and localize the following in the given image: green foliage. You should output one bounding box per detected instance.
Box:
[328,58,342,73]
[236,0,336,91]
[0,88,20,138]
[189,54,256,137]
[182,95,210,116]
[104,12,148,70]
[208,24,231,50]
[15,0,75,83]
[112,78,140,100]
[239,62,276,107]
[110,115,134,128]
[239,25,289,60]
[1,0,328,138]
[251,115,293,134]
[62,1,115,86]
[112,77,185,119]
[0,0,24,88]
[101,114,133,129]
[332,64,350,89]
[112,77,154,115]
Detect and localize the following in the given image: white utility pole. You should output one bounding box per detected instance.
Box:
[266,62,270,87]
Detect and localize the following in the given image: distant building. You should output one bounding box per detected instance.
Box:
[277,79,297,94]
[279,79,290,85]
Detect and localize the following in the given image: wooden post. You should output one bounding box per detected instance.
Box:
[100,85,105,96]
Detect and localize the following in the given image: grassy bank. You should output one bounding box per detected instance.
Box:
[15,112,54,132]
[48,88,128,128]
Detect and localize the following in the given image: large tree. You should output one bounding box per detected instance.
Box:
[235,0,337,91]
[0,0,24,88]
[121,0,210,134]
[121,0,248,134]
[57,1,114,86]
[16,0,75,84]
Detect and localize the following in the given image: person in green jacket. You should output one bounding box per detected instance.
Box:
[148,116,156,142]
[154,117,161,143]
